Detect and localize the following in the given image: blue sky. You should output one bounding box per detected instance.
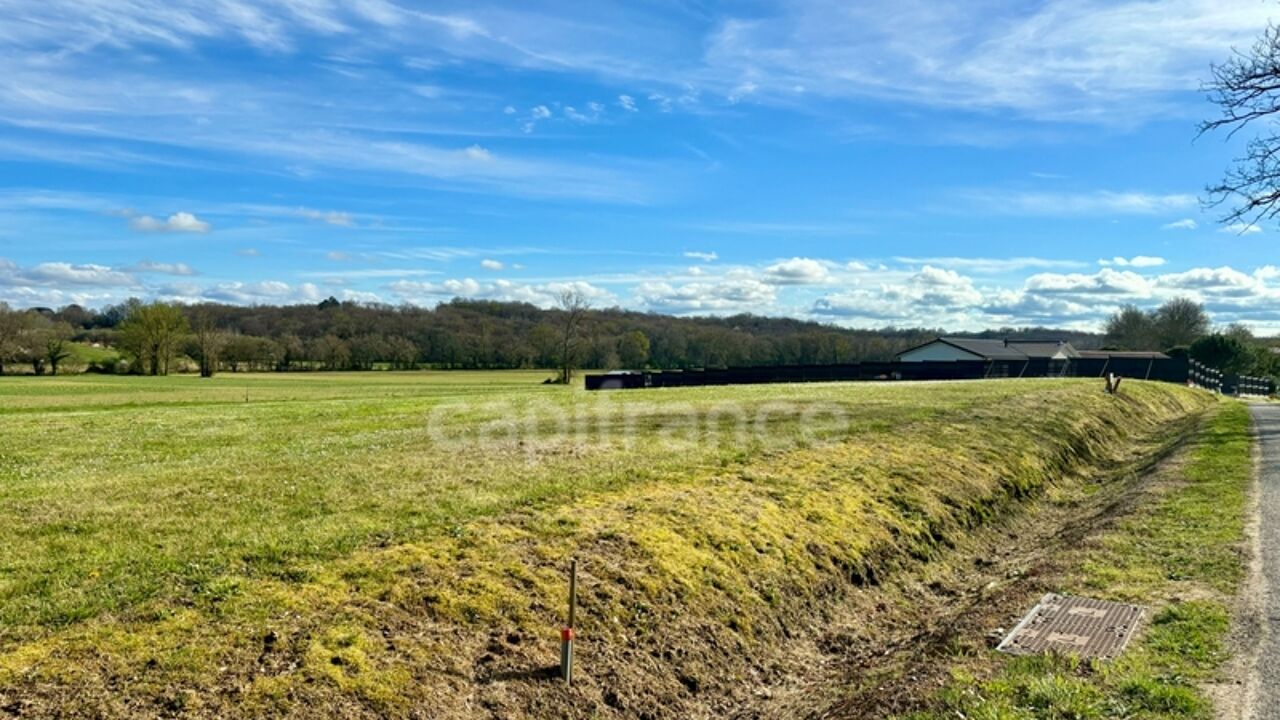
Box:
[2,0,1279,331]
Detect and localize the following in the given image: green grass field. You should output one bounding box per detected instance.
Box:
[0,372,1221,717]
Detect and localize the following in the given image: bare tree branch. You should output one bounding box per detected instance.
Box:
[1202,22,1280,226]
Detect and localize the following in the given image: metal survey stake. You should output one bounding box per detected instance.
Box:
[560,558,577,684]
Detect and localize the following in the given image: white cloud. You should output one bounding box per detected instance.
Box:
[893,256,1087,273]
[812,266,982,323]
[480,259,504,270]
[1099,255,1166,268]
[1156,266,1258,294]
[326,251,352,261]
[1221,222,1263,235]
[634,276,776,314]
[1162,218,1198,230]
[617,94,637,112]
[684,250,718,262]
[763,257,830,285]
[339,288,382,303]
[237,248,261,257]
[129,211,211,233]
[22,262,137,287]
[196,281,322,305]
[1023,268,1153,297]
[131,260,197,276]
[565,102,604,123]
[298,207,355,226]
[909,265,983,306]
[388,277,613,307]
[961,189,1197,216]
[521,104,554,132]
[701,1,1273,121]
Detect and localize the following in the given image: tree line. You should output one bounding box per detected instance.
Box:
[0,295,1096,377]
[1103,297,1279,377]
[1,294,1273,379]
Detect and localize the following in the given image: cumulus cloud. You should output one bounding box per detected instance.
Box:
[634,275,776,314]
[480,259,504,270]
[22,262,137,286]
[1099,255,1166,268]
[197,281,322,305]
[811,264,984,323]
[1024,268,1153,297]
[522,104,553,132]
[391,278,483,297]
[684,250,718,262]
[1162,218,1198,230]
[0,258,141,307]
[763,257,830,285]
[339,289,383,303]
[617,94,637,112]
[1156,266,1258,295]
[130,260,197,276]
[128,211,211,233]
[389,277,613,307]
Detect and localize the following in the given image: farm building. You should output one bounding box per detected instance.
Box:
[1075,350,1170,360]
[896,337,1079,363]
[896,337,1086,378]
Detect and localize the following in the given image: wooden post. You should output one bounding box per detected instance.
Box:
[561,559,577,685]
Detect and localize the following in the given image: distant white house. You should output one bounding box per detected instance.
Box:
[896,337,1079,363]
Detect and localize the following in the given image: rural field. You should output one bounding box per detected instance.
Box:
[0,372,1252,718]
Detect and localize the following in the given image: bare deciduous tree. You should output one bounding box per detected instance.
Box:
[40,322,74,376]
[189,310,226,378]
[1102,298,1209,352]
[1202,23,1280,225]
[0,303,22,375]
[555,289,590,384]
[1103,304,1153,350]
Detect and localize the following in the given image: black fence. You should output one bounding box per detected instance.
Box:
[585,356,1276,395]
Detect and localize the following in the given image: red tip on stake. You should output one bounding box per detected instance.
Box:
[561,627,575,642]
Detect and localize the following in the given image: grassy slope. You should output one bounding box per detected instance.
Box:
[904,401,1253,720]
[67,342,121,366]
[0,374,1214,717]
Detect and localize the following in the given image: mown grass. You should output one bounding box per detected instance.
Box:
[0,373,1216,717]
[904,401,1253,720]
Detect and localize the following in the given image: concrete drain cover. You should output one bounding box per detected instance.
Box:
[997,593,1144,660]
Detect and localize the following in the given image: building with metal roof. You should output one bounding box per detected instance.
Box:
[895,337,1079,363]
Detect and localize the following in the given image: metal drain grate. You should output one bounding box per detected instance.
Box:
[997,593,1145,660]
